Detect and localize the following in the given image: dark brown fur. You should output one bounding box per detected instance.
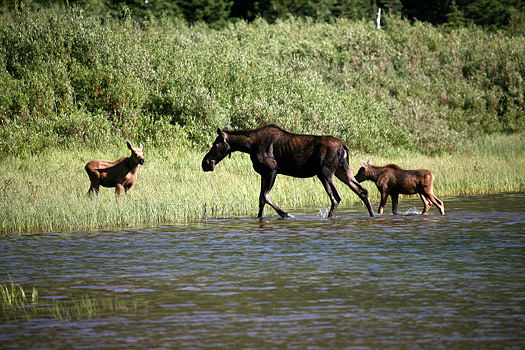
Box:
[85,142,144,198]
[202,124,374,218]
[354,158,444,215]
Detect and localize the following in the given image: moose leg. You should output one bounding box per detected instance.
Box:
[427,191,445,215]
[391,193,400,214]
[378,192,389,215]
[86,171,100,197]
[317,174,342,218]
[115,184,124,198]
[419,194,432,214]
[335,168,374,217]
[258,172,290,218]
[87,185,99,196]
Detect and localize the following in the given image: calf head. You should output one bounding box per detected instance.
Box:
[202,128,231,172]
[127,142,145,165]
[354,158,374,182]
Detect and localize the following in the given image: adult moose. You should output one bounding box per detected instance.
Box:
[85,142,144,198]
[202,125,375,218]
[354,158,445,215]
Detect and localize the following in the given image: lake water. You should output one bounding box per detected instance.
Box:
[1,193,524,349]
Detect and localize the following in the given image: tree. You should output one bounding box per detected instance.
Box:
[445,0,466,29]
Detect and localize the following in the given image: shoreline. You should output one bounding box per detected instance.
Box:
[1,134,524,235]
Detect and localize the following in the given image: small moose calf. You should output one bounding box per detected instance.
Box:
[85,142,144,198]
[354,158,444,215]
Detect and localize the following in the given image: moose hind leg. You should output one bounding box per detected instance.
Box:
[428,191,445,215]
[335,168,374,217]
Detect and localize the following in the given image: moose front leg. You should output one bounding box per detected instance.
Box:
[258,173,291,218]
[115,184,124,198]
[378,192,389,215]
[318,174,341,218]
[391,193,400,214]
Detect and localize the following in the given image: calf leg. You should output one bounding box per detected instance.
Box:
[335,168,374,217]
[115,184,124,198]
[87,185,99,196]
[125,184,133,196]
[378,192,388,215]
[258,172,290,218]
[86,170,100,197]
[318,174,342,218]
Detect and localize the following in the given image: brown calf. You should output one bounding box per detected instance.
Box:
[354,158,444,215]
[85,142,144,198]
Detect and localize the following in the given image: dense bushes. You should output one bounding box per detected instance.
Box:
[0,7,523,156]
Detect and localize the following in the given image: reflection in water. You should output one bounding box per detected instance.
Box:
[1,193,525,349]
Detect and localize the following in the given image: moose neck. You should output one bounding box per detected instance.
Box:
[366,166,383,181]
[225,132,253,154]
[126,157,141,173]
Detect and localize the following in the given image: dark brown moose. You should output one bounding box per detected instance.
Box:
[354,158,445,215]
[202,124,374,218]
[85,142,144,198]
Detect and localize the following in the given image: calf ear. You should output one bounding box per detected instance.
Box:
[127,141,133,150]
[359,159,367,167]
[367,158,374,165]
[139,144,143,150]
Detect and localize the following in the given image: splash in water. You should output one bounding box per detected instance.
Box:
[317,207,330,218]
[402,207,423,215]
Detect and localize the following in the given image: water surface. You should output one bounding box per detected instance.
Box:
[1,193,524,349]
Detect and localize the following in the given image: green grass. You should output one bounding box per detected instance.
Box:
[1,133,523,235]
[1,281,144,322]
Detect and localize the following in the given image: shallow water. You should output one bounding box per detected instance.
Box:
[1,193,525,349]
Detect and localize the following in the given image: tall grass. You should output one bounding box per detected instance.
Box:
[0,7,523,156]
[0,134,523,234]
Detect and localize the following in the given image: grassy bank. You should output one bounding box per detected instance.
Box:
[1,134,523,235]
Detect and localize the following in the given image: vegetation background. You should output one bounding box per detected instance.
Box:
[0,0,523,156]
[0,1,524,233]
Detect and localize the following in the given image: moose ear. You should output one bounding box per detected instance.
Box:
[367,158,374,165]
[217,128,227,140]
[359,159,367,167]
[139,143,143,150]
[127,141,133,150]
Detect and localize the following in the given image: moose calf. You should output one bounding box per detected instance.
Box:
[85,142,144,198]
[354,158,444,215]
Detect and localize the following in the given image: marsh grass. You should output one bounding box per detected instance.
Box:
[1,133,524,234]
[1,281,144,321]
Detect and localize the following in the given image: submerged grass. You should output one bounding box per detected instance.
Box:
[0,133,524,234]
[1,281,144,322]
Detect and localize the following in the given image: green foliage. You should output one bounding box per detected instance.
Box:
[0,8,523,156]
